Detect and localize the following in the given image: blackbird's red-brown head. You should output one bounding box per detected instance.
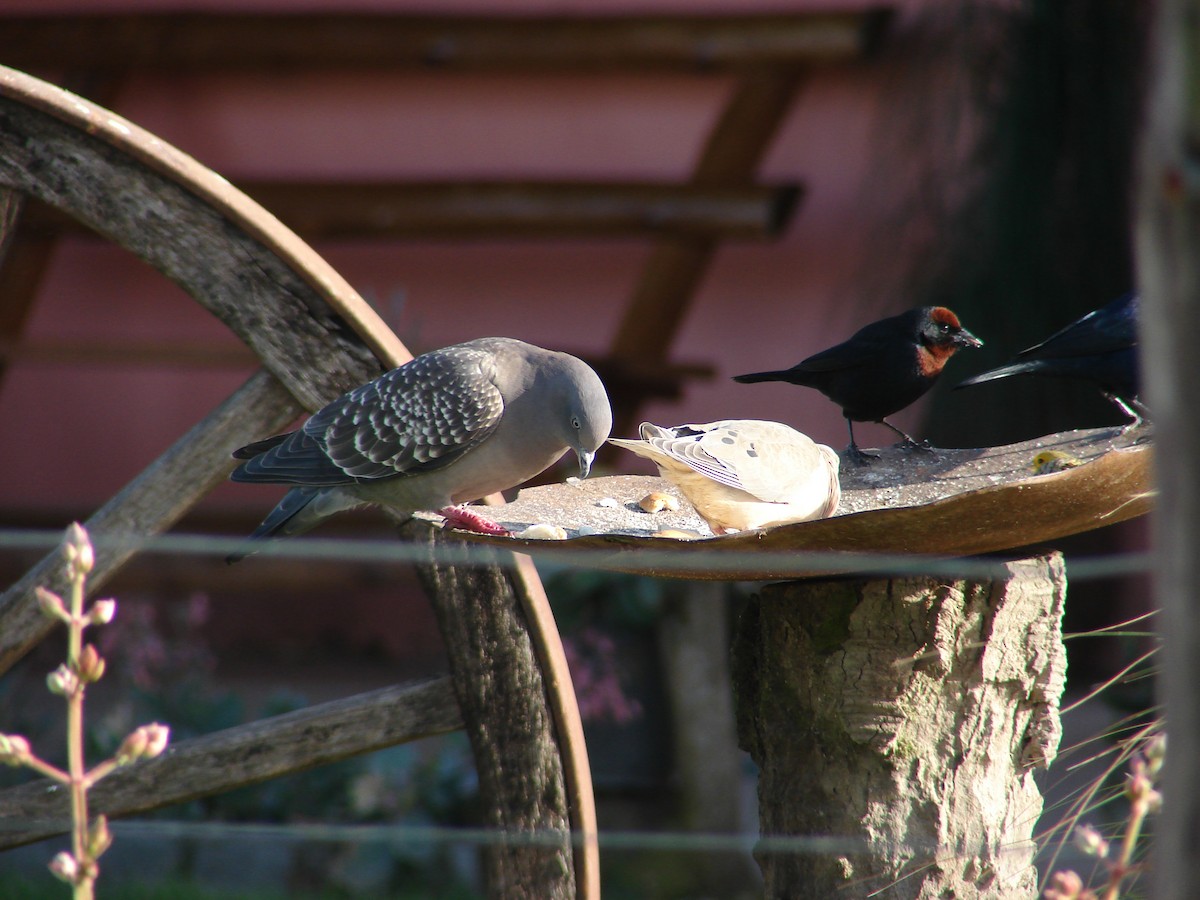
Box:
[916,307,983,372]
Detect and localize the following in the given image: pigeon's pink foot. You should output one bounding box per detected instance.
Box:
[438,505,512,536]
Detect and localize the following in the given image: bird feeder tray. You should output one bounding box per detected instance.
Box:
[442,426,1153,580]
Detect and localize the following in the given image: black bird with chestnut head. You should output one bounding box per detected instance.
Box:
[734,306,983,465]
[956,292,1146,427]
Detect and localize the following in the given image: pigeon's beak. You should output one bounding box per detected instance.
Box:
[576,449,596,479]
[955,328,983,349]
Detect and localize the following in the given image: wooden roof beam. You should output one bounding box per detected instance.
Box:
[22,181,803,242]
[0,11,891,74]
[608,67,811,437]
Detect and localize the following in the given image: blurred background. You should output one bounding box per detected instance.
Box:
[0,1,1155,897]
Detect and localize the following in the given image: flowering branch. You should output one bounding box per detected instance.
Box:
[0,523,169,899]
[1044,732,1165,900]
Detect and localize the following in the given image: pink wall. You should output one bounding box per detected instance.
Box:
[0,1,965,520]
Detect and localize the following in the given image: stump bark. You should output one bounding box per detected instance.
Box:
[733,553,1068,899]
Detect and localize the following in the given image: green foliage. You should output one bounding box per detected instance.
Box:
[541,567,665,630]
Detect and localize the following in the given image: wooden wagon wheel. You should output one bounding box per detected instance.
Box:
[0,65,597,899]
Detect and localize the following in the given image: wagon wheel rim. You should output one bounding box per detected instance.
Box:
[0,64,597,898]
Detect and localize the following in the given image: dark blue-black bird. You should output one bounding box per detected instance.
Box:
[733,306,983,465]
[955,292,1147,426]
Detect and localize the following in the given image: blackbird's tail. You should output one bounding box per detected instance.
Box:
[956,360,1044,388]
[732,370,792,385]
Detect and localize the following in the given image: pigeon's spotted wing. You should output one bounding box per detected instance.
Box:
[233,345,504,486]
[311,345,505,480]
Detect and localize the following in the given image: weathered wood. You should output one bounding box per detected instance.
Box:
[454,428,1153,581]
[505,551,600,900]
[25,181,801,242]
[0,677,462,849]
[609,67,809,434]
[0,90,383,412]
[1134,0,1196,895]
[0,12,891,74]
[0,370,300,677]
[0,69,598,900]
[732,553,1068,899]
[406,524,574,900]
[0,66,404,673]
[0,188,54,388]
[0,186,23,265]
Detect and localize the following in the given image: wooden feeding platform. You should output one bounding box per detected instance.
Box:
[436,424,1152,898]
[436,425,1154,580]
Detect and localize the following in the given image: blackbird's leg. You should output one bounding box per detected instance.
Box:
[845,419,880,466]
[879,418,935,454]
[1105,393,1149,432]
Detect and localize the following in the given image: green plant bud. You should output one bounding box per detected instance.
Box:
[115,728,148,765]
[1072,824,1109,859]
[48,851,78,884]
[0,733,31,766]
[64,523,94,576]
[89,599,117,626]
[87,815,113,859]
[35,588,68,623]
[46,664,78,696]
[141,723,170,759]
[76,645,106,683]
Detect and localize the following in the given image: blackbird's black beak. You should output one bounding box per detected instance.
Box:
[955,328,983,349]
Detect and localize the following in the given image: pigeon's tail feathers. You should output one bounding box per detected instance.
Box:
[229,431,350,486]
[231,433,293,460]
[226,487,360,563]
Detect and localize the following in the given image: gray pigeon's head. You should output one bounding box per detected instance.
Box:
[559,355,612,478]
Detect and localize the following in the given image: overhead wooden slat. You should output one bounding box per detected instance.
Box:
[0,189,50,388]
[21,181,802,242]
[0,337,713,407]
[0,11,891,74]
[0,67,602,898]
[0,73,125,391]
[608,67,809,434]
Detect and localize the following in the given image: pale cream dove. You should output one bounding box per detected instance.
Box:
[609,420,841,535]
[228,337,612,559]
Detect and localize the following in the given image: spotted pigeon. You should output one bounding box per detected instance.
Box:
[609,420,841,535]
[228,337,612,559]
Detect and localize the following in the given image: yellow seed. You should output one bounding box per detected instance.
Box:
[639,492,680,513]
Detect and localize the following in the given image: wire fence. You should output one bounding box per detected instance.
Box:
[0,525,1156,583]
[0,522,1160,898]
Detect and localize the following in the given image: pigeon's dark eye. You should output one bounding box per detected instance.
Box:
[571,415,582,430]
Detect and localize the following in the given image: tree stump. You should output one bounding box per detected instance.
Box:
[733,553,1067,899]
